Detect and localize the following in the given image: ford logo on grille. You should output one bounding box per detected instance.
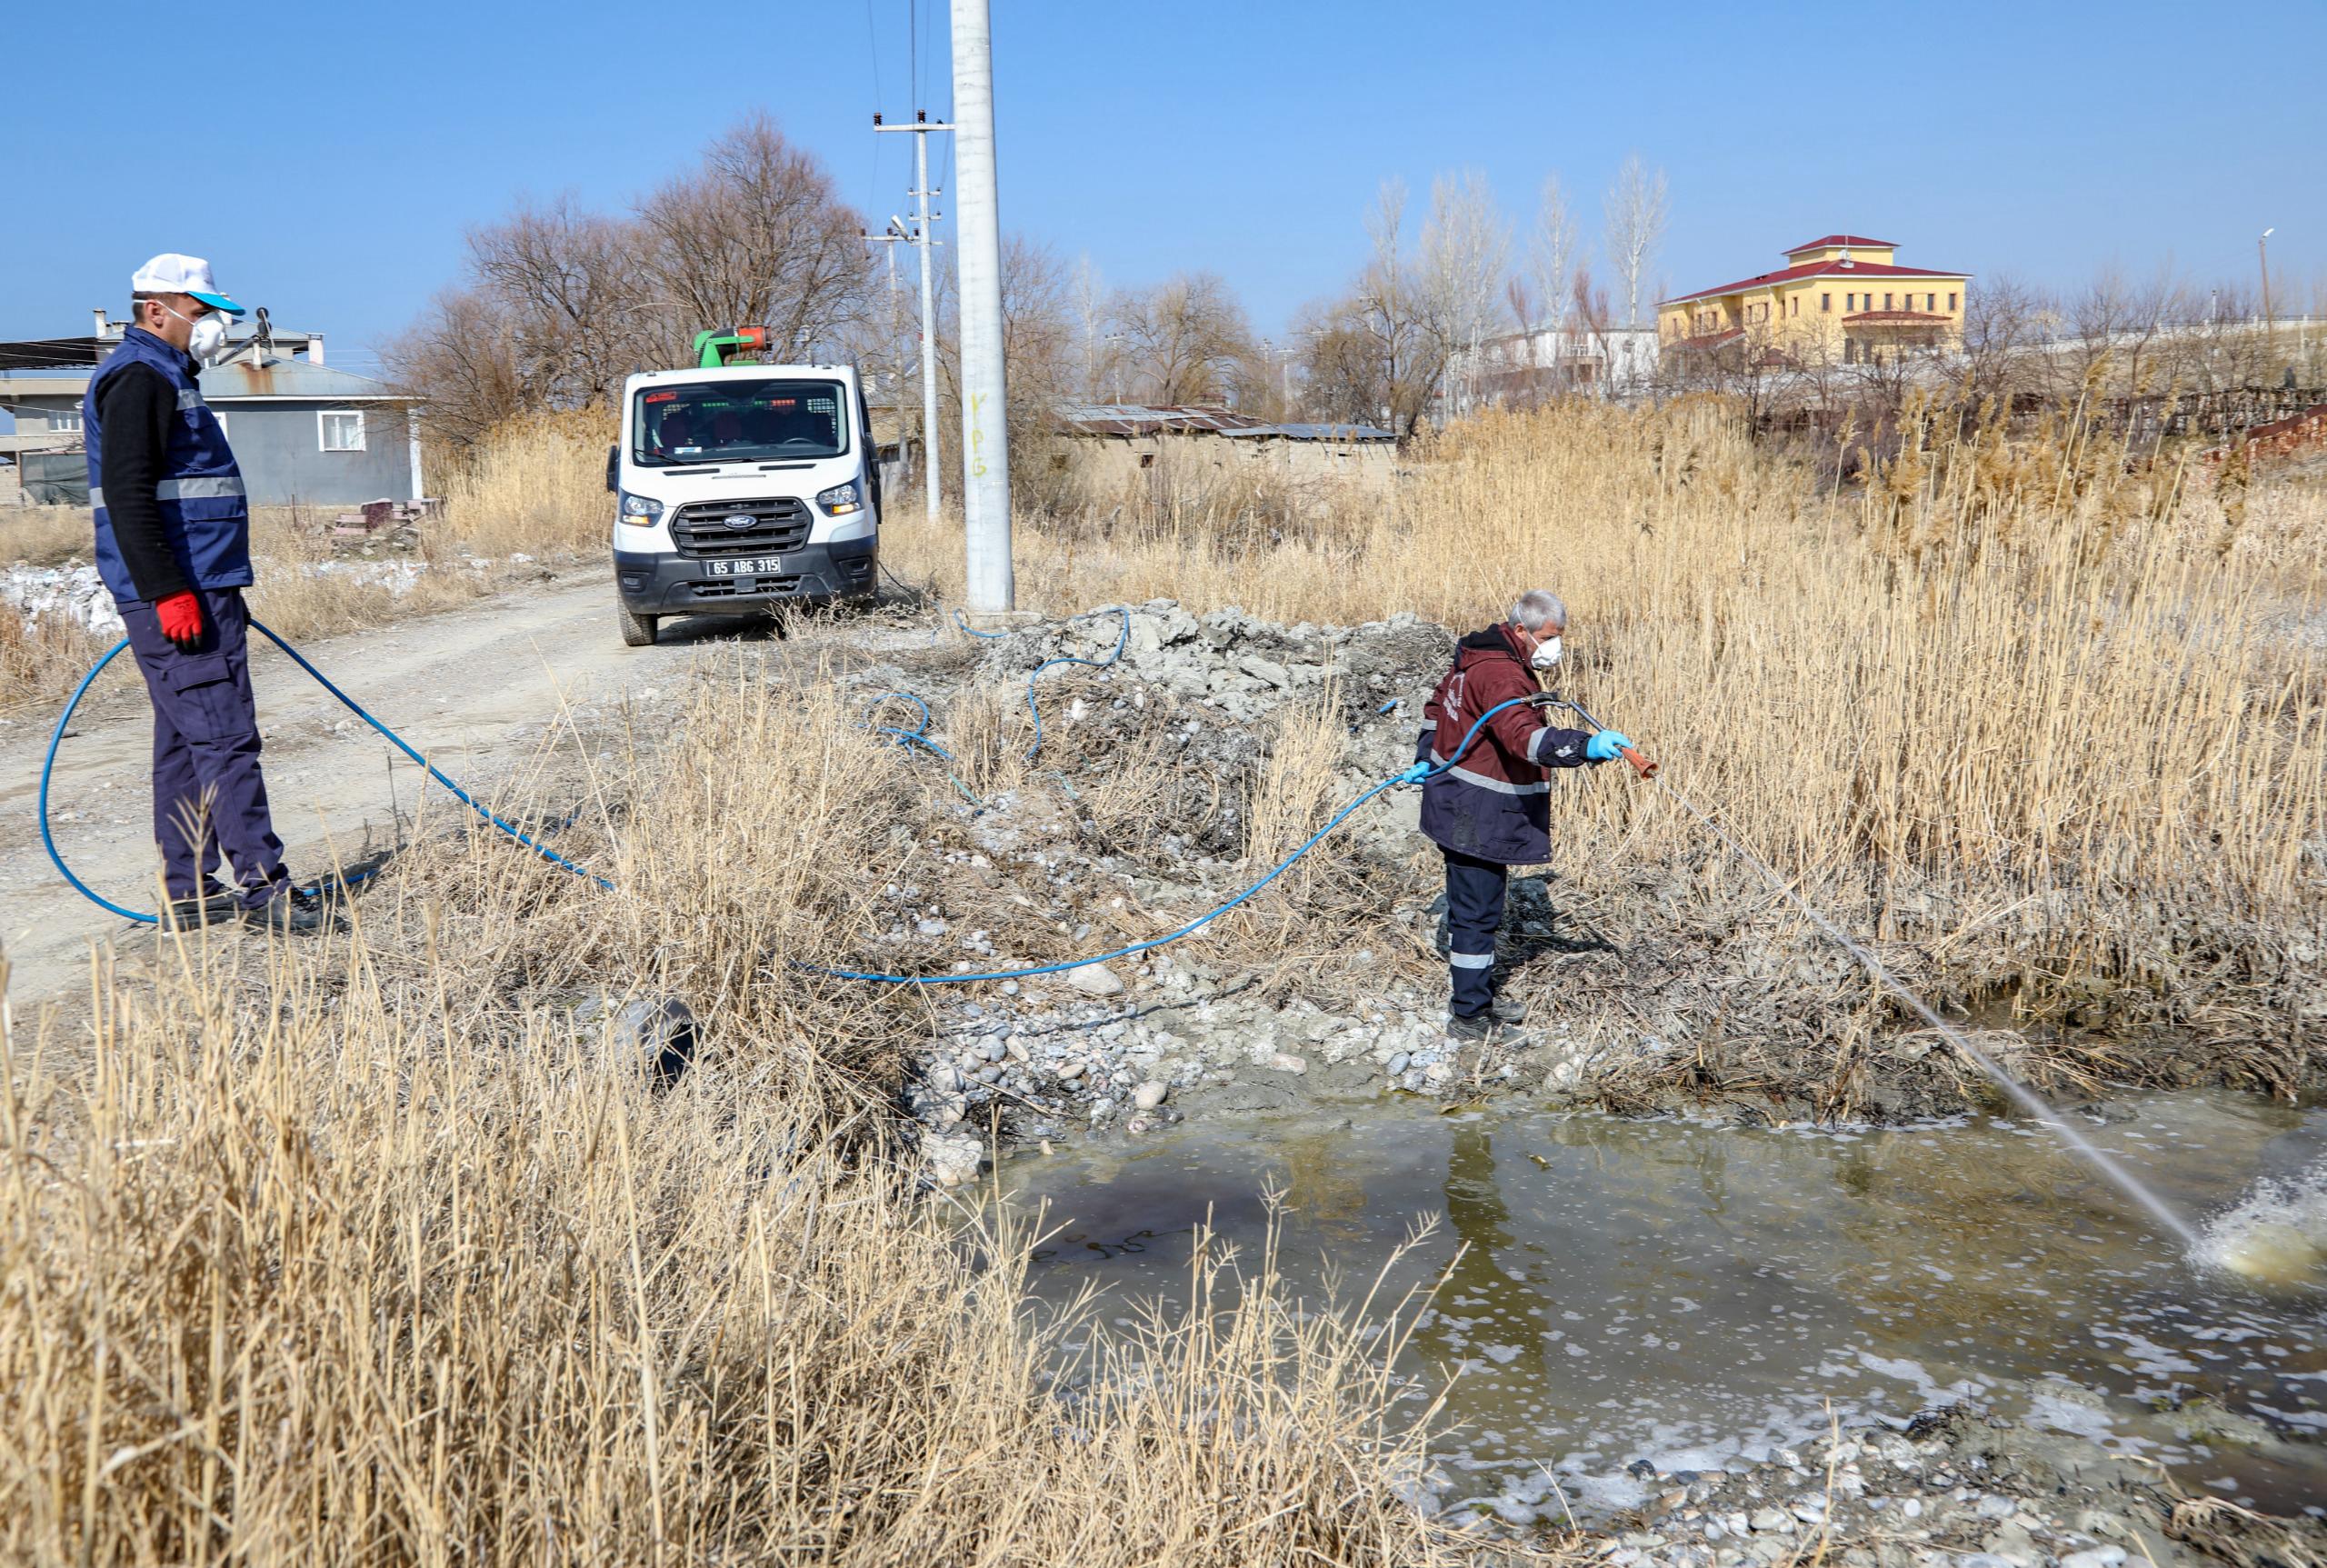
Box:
[722,512,759,529]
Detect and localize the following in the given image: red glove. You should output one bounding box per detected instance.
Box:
[155,592,205,652]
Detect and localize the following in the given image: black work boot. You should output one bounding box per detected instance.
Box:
[240,884,345,936]
[162,879,244,931]
[1488,993,1529,1027]
[1447,1012,1500,1045]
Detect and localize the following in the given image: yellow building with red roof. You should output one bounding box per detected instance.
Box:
[1657,235,1970,365]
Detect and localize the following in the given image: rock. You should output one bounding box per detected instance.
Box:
[1067,964,1124,997]
[1054,1059,1085,1081]
[2059,1551,2127,1568]
[1385,1051,1411,1077]
[922,1134,984,1188]
[926,1061,964,1094]
[1134,1080,1169,1109]
[1749,1508,1793,1533]
[612,996,696,1087]
[1265,1052,1308,1074]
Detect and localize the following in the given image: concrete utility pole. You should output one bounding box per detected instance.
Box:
[874,111,952,524]
[951,0,1014,613]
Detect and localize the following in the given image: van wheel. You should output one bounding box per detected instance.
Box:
[617,599,659,647]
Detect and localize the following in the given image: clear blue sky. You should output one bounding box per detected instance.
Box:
[5,0,2322,369]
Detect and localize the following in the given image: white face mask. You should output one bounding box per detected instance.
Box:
[162,303,231,364]
[1530,634,1563,671]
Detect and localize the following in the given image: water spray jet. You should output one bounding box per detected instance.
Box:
[1539,693,2204,1253]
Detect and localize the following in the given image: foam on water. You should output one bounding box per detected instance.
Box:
[2198,1168,2327,1288]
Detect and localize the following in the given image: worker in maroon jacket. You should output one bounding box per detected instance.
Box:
[1417,590,1632,1042]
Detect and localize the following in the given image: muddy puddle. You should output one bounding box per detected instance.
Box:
[998,1090,2326,1520]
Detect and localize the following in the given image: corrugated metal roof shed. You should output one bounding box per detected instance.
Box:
[1223,421,1395,442]
[1055,404,1267,436]
[1055,404,1393,441]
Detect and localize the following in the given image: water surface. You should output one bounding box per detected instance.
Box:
[1000,1092,2326,1517]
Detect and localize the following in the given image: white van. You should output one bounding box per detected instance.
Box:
[607,361,883,645]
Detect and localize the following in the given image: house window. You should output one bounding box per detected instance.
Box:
[1948,292,1958,311]
[1924,293,1935,311]
[49,409,84,434]
[319,410,365,452]
[1883,293,1894,310]
[1845,294,1855,312]
[1822,293,1832,312]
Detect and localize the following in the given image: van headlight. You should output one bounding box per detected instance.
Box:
[815,481,863,516]
[619,492,664,523]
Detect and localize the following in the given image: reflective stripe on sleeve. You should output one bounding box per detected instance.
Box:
[155,476,245,500]
[176,389,204,411]
[1448,951,1495,969]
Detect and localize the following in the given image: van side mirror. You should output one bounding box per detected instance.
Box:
[605,444,619,494]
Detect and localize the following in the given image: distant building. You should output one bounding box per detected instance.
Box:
[1054,404,1398,494]
[1658,235,1972,367]
[1,313,424,507]
[1460,322,1662,407]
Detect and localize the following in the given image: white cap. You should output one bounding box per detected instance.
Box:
[129,254,245,316]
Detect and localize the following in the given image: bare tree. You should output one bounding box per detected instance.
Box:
[1305,177,1444,434]
[1071,253,1106,401]
[387,114,868,449]
[1417,169,1513,418]
[464,199,657,408]
[381,285,531,448]
[1529,174,1582,336]
[1603,154,1669,330]
[634,114,868,364]
[2068,264,2187,396]
[1109,272,1258,405]
[1954,274,2056,408]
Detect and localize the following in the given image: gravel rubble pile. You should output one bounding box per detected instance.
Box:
[862,601,1642,1183]
[1538,1398,2327,1567]
[1,562,123,635]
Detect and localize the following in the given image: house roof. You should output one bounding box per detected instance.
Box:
[1784,233,1896,255]
[1660,257,1970,308]
[196,359,413,402]
[0,354,411,403]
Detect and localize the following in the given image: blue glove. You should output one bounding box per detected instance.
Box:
[1584,730,1633,764]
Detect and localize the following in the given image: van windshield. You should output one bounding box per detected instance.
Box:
[632,379,850,465]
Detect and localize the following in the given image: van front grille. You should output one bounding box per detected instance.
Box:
[671,497,814,558]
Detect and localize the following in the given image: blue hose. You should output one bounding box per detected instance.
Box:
[45,609,1533,989]
[862,691,984,808]
[801,694,1534,986]
[40,618,614,925]
[954,604,1132,762]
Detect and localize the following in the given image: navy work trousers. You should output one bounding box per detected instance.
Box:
[119,587,286,908]
[1443,847,1508,1018]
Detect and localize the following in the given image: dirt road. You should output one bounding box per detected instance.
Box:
[0,572,783,1009]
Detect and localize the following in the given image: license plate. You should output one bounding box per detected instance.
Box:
[707,557,785,576]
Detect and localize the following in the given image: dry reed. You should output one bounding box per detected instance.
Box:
[0,670,1531,1567]
[890,399,2327,1045]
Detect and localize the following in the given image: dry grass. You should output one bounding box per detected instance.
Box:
[0,673,1526,1567]
[888,399,2327,1043]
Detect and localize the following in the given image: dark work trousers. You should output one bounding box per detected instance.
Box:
[1443,846,1509,1018]
[119,587,286,908]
